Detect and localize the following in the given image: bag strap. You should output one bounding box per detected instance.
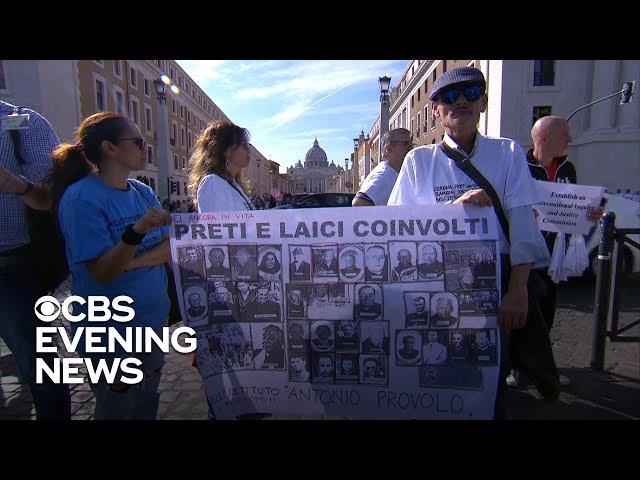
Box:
[438,141,510,242]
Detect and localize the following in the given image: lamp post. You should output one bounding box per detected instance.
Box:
[379,75,391,155]
[153,74,180,204]
[567,81,635,122]
[167,175,174,209]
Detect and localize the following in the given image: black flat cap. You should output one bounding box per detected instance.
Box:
[429,67,486,101]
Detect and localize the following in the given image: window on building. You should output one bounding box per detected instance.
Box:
[147,145,153,165]
[424,106,429,130]
[95,79,105,111]
[188,131,192,149]
[113,60,122,77]
[130,67,137,88]
[174,154,178,170]
[411,95,414,108]
[115,90,124,114]
[145,106,152,132]
[180,106,184,119]
[532,106,552,125]
[170,67,174,79]
[144,78,149,96]
[172,124,177,143]
[411,118,414,137]
[430,106,437,129]
[424,81,427,94]
[94,60,104,67]
[178,76,183,88]
[172,99,175,113]
[443,60,447,73]
[0,61,6,90]
[176,182,181,196]
[155,60,162,68]
[130,99,139,125]
[417,88,420,102]
[182,157,186,169]
[533,60,555,86]
[181,128,185,146]
[417,112,421,138]
[432,69,436,83]
[187,110,190,122]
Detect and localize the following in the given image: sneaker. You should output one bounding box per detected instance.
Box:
[558,373,571,387]
[506,369,521,388]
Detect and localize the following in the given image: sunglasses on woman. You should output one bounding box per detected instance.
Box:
[119,136,147,151]
[437,83,485,105]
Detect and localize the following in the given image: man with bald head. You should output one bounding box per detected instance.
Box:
[520,115,603,389]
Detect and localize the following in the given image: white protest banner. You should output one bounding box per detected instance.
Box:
[534,180,605,234]
[170,204,501,420]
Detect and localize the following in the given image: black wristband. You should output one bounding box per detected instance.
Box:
[121,224,146,246]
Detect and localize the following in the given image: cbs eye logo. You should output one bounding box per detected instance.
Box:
[34,296,62,322]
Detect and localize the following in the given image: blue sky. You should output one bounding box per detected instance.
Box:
[177,60,408,172]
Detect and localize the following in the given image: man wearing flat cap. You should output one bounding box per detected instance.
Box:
[290,246,311,281]
[387,66,558,407]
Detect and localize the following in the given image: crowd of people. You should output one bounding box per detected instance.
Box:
[0,66,616,421]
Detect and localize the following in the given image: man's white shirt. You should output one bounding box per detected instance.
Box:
[387,131,549,267]
[356,161,398,206]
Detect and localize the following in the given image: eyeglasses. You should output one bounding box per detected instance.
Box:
[437,83,485,105]
[389,140,414,148]
[119,136,147,151]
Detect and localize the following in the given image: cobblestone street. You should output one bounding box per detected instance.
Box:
[1,276,638,420]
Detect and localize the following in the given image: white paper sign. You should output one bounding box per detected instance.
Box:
[534,181,605,234]
[170,205,502,420]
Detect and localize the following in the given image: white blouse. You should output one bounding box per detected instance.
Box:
[197,173,255,213]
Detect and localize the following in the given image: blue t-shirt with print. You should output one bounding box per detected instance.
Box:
[58,175,170,338]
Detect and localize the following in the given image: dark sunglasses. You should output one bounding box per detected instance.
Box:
[119,136,147,151]
[437,83,485,105]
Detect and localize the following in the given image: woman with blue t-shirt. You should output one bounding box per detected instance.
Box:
[50,111,172,420]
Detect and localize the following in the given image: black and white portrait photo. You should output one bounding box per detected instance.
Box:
[311,321,336,352]
[422,330,448,366]
[286,284,308,319]
[247,282,282,322]
[251,323,285,370]
[328,284,349,303]
[360,322,389,354]
[335,320,359,351]
[288,351,311,382]
[396,330,422,366]
[335,352,359,382]
[312,245,339,278]
[360,355,387,385]
[287,321,310,351]
[459,292,480,315]
[444,248,461,291]
[258,245,282,282]
[338,245,364,282]
[389,242,417,282]
[472,248,497,289]
[183,284,208,327]
[207,282,238,322]
[230,245,258,282]
[234,281,255,322]
[179,246,206,284]
[416,242,444,280]
[472,290,499,315]
[199,323,254,374]
[311,352,335,383]
[353,283,383,321]
[430,292,459,328]
[448,330,471,365]
[404,291,430,328]
[289,245,311,282]
[364,244,389,282]
[469,329,497,366]
[308,284,353,321]
[205,246,231,281]
[444,241,497,291]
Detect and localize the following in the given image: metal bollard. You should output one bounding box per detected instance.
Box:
[591,211,616,370]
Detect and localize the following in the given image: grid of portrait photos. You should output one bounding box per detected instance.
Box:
[390,240,500,391]
[177,244,287,377]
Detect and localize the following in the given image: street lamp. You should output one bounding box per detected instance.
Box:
[378,75,391,154]
[167,175,174,209]
[153,74,180,204]
[567,81,635,122]
[379,75,391,101]
[256,157,261,196]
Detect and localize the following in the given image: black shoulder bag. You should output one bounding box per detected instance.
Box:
[438,142,560,402]
[9,112,69,294]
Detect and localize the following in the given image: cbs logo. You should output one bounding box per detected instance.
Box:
[34,295,135,322]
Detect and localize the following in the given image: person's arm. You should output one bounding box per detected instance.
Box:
[499,263,531,332]
[0,165,52,210]
[124,236,171,270]
[352,194,374,207]
[86,209,172,284]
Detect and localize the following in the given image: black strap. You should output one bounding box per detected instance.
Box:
[438,141,510,242]
[214,173,255,210]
